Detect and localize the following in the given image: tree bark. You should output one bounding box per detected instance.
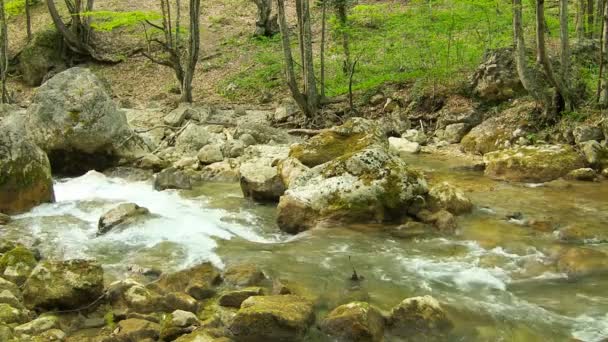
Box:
[276,0,313,117]
[600,0,608,106]
[513,0,548,107]
[25,0,32,41]
[560,0,573,111]
[320,0,326,99]
[252,0,277,36]
[577,0,586,39]
[0,0,8,103]
[301,0,318,112]
[181,0,201,103]
[336,0,351,74]
[589,0,595,37]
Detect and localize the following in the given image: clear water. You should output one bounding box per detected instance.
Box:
[3,152,608,341]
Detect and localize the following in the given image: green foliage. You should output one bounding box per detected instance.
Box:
[219,36,285,100]
[82,11,161,32]
[6,0,40,17]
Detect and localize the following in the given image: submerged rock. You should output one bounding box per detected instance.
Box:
[0,213,10,225]
[0,117,55,215]
[484,145,585,183]
[229,295,315,341]
[320,301,385,342]
[388,296,452,340]
[557,247,608,279]
[156,263,222,300]
[98,203,151,235]
[23,259,104,311]
[223,263,266,287]
[154,167,193,191]
[427,182,473,215]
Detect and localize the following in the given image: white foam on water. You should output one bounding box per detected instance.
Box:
[16,171,279,269]
[572,314,608,342]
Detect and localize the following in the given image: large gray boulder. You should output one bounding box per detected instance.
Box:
[18,29,65,87]
[0,115,55,214]
[469,48,523,102]
[25,68,147,169]
[98,203,151,235]
[277,119,428,234]
[240,159,285,202]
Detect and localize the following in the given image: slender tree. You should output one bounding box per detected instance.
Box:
[276,0,319,118]
[588,0,595,37]
[143,0,201,103]
[0,0,8,103]
[577,0,586,39]
[599,0,608,106]
[334,0,351,74]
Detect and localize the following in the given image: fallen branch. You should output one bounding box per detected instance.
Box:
[287,128,323,136]
[134,125,178,133]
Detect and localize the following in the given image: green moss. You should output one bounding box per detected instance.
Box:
[68,110,81,123]
[0,246,37,274]
[104,311,115,330]
[290,131,371,167]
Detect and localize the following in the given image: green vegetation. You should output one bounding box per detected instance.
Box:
[82,11,161,32]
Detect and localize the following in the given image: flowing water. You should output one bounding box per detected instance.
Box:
[2,154,608,341]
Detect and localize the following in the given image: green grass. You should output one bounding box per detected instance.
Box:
[83,10,161,32]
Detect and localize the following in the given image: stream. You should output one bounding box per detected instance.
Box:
[2,153,608,341]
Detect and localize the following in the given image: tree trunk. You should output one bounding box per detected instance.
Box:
[181,0,201,103]
[0,0,8,103]
[589,0,595,37]
[252,0,277,36]
[336,0,351,75]
[25,0,32,41]
[276,0,312,117]
[513,0,548,106]
[577,0,586,39]
[600,0,608,106]
[560,0,573,111]
[301,0,318,113]
[320,0,326,99]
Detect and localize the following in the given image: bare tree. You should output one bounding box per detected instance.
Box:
[588,0,595,37]
[143,0,201,103]
[334,0,351,74]
[26,0,32,41]
[0,0,8,103]
[276,0,319,118]
[577,0,586,39]
[46,0,117,62]
[251,0,277,36]
[599,0,608,106]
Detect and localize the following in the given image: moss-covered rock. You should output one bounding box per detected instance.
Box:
[0,303,29,325]
[277,147,428,234]
[228,295,314,341]
[320,301,385,342]
[427,182,473,215]
[14,315,60,336]
[0,246,37,286]
[18,29,65,87]
[289,118,387,167]
[387,296,452,340]
[113,318,160,341]
[461,101,535,155]
[156,263,222,300]
[160,310,201,341]
[173,329,217,342]
[0,277,20,298]
[23,259,104,311]
[0,115,55,215]
[223,263,266,287]
[484,145,585,183]
[219,287,264,308]
[565,168,597,181]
